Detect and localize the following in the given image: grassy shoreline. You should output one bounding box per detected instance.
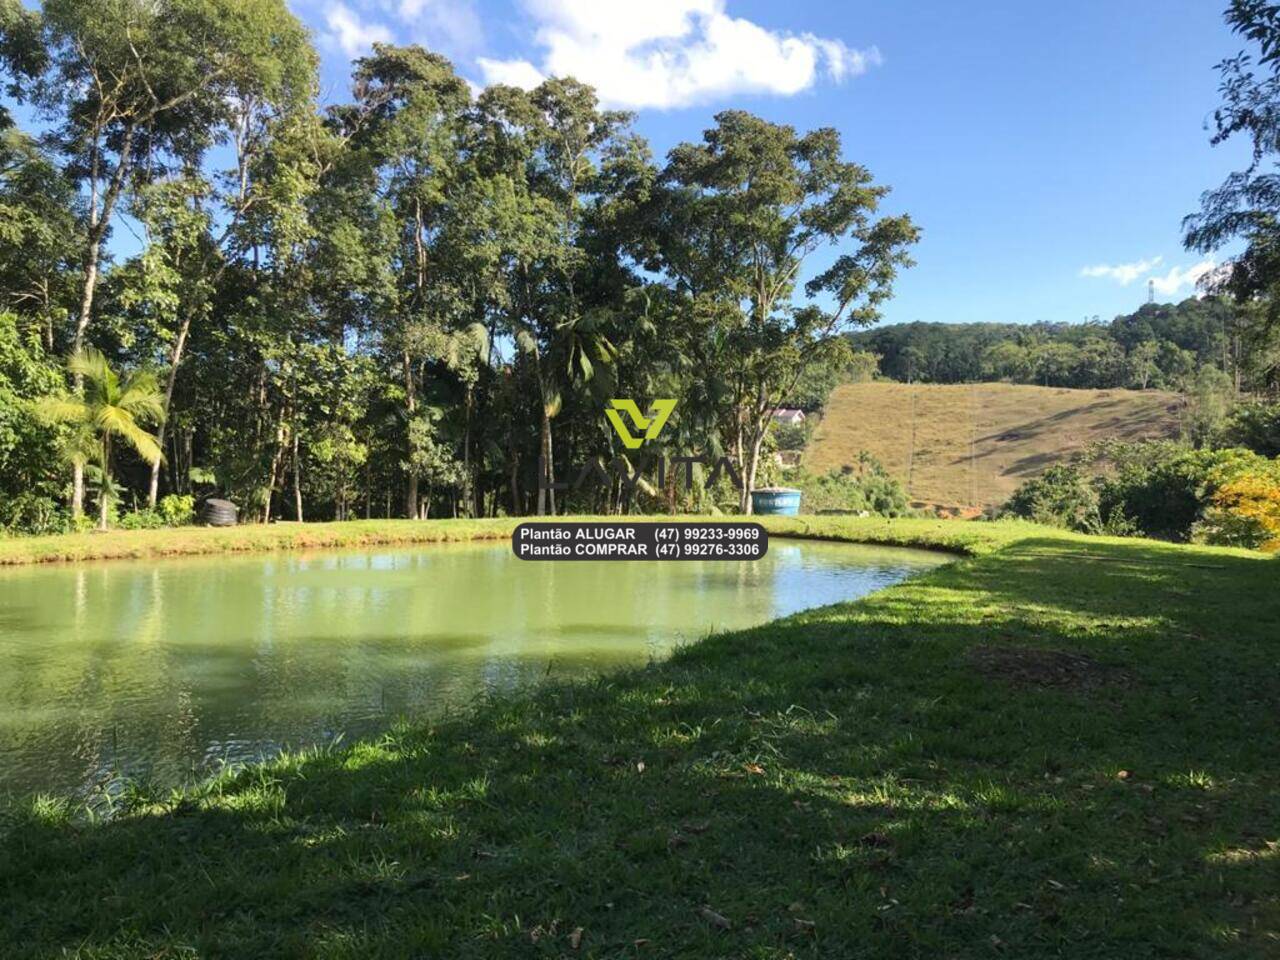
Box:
[0,515,1046,567]
[1,521,1277,957]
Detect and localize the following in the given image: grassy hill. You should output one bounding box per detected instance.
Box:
[805,382,1183,511]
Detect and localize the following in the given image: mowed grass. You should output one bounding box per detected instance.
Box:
[806,381,1182,511]
[2,518,1278,958]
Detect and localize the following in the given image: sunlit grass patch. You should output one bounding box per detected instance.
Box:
[1,523,1277,957]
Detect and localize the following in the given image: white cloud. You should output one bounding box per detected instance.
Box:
[321,3,393,59]
[1079,256,1163,285]
[398,0,483,54]
[475,56,545,90]
[476,0,881,109]
[1150,258,1216,297]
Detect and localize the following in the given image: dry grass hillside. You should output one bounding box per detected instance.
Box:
[805,382,1183,512]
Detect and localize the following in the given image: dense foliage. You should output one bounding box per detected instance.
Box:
[790,455,910,517]
[0,0,916,532]
[850,298,1271,391]
[1000,439,1280,550]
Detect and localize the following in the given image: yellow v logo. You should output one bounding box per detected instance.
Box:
[605,399,677,449]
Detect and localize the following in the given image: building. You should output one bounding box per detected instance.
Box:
[771,408,807,425]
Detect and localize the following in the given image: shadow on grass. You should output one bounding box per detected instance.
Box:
[2,537,1277,958]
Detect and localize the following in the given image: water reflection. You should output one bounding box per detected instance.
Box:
[0,540,947,797]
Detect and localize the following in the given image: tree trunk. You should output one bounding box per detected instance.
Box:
[462,387,474,518]
[264,411,286,524]
[742,421,766,515]
[98,434,112,531]
[536,411,555,515]
[403,350,418,519]
[509,452,520,516]
[292,425,303,522]
[148,315,193,507]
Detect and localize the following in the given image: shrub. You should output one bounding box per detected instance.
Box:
[158,494,195,526]
[773,420,810,451]
[1000,440,1280,544]
[1000,464,1100,531]
[1219,399,1280,457]
[1093,442,1280,542]
[0,492,70,536]
[117,508,167,530]
[793,456,910,516]
[1195,475,1280,551]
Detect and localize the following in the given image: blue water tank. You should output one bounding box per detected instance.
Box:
[750,487,802,515]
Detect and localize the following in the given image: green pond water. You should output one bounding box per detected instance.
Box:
[0,540,947,798]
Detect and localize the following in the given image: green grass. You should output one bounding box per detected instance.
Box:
[1,519,1278,958]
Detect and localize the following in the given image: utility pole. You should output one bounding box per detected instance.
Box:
[906,387,916,498]
[969,382,977,508]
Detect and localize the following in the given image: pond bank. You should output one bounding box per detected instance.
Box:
[0,515,1033,567]
[2,522,1276,958]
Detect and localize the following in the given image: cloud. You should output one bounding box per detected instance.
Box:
[475,56,545,90]
[1150,259,1216,297]
[1079,256,1163,285]
[475,0,882,109]
[399,0,483,54]
[321,2,393,58]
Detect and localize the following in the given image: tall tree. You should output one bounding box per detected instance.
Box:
[338,45,470,519]
[658,111,918,510]
[1184,0,1280,390]
[26,0,311,516]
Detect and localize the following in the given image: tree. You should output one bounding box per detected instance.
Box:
[1183,1,1280,370]
[21,0,311,517]
[0,128,81,348]
[1182,365,1234,447]
[1127,340,1161,389]
[658,111,917,511]
[340,44,471,519]
[36,347,163,529]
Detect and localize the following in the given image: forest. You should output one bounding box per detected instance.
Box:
[849,297,1275,392]
[0,0,917,532]
[3,0,1280,539]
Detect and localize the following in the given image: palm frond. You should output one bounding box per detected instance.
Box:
[117,372,166,424]
[67,347,116,395]
[32,395,91,426]
[112,416,164,466]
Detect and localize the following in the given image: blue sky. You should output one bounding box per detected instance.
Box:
[95,1,1262,329]
[293,0,1254,329]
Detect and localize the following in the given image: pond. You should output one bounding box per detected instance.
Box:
[0,539,948,798]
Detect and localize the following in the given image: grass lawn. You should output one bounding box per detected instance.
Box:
[1,519,1278,957]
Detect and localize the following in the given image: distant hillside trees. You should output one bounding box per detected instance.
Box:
[850,297,1256,391]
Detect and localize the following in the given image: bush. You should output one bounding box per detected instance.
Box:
[158,494,195,526]
[0,492,70,536]
[1195,475,1280,551]
[773,420,809,451]
[1002,440,1280,544]
[792,456,910,517]
[117,495,197,530]
[117,508,167,530]
[1000,464,1100,531]
[1219,399,1280,457]
[1093,442,1280,542]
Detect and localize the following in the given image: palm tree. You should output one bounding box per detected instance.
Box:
[39,349,165,530]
